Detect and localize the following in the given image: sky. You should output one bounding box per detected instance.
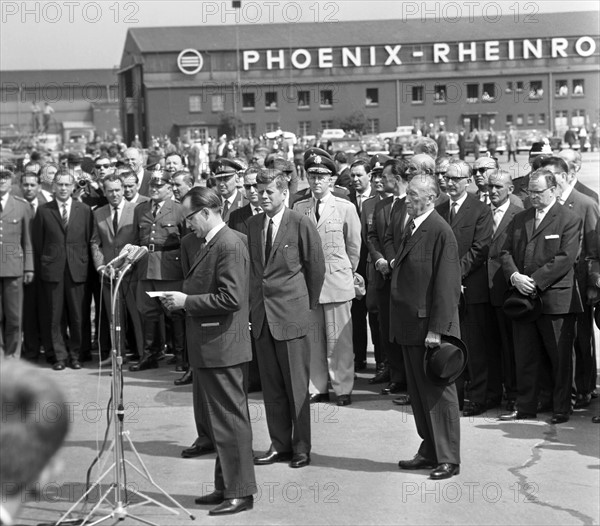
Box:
[1,0,598,71]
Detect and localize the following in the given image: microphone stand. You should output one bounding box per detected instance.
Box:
[55,263,195,525]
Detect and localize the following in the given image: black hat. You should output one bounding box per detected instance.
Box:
[145,153,164,170]
[424,335,468,386]
[529,141,552,157]
[212,158,246,177]
[305,151,337,176]
[303,147,331,163]
[369,154,392,174]
[149,171,172,186]
[503,289,543,322]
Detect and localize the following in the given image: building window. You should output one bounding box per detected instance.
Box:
[516,81,524,93]
[411,86,424,104]
[211,94,225,112]
[482,83,496,101]
[434,85,446,103]
[320,90,333,108]
[265,92,278,110]
[555,110,568,130]
[366,88,379,106]
[527,114,535,125]
[298,121,311,136]
[529,81,543,99]
[538,113,546,125]
[188,95,202,113]
[516,114,524,126]
[506,114,513,125]
[506,82,513,94]
[241,123,256,137]
[367,118,380,134]
[265,122,279,132]
[242,93,255,111]
[555,80,568,97]
[466,84,479,103]
[320,120,333,131]
[573,80,584,96]
[298,90,310,109]
[572,110,585,127]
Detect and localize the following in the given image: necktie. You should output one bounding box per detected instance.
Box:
[405,219,415,240]
[265,219,273,262]
[62,203,68,229]
[112,206,119,232]
[254,206,262,215]
[315,199,321,222]
[480,192,489,204]
[223,200,230,218]
[492,207,502,233]
[152,202,160,218]
[449,201,457,223]
[534,210,543,229]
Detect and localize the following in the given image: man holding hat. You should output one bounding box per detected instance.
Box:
[293,151,361,406]
[393,173,462,480]
[212,158,247,223]
[499,169,582,423]
[130,170,187,371]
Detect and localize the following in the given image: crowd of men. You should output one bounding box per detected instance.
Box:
[1,134,599,516]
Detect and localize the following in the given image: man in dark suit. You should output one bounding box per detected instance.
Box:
[123,148,156,198]
[500,169,583,424]
[249,168,325,468]
[558,149,599,203]
[539,156,599,408]
[393,173,462,480]
[0,171,34,358]
[212,158,248,224]
[90,174,144,362]
[486,170,524,411]
[130,171,187,371]
[436,160,497,416]
[162,187,256,516]
[32,169,93,370]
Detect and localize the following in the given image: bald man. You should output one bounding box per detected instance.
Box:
[407,154,436,180]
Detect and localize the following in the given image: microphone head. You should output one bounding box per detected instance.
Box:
[128,245,149,264]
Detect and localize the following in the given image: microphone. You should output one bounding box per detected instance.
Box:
[117,246,149,276]
[105,244,136,268]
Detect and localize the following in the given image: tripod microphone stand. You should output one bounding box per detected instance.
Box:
[56,260,195,525]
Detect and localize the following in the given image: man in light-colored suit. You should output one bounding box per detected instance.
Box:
[249,168,325,468]
[90,174,144,361]
[162,187,256,516]
[293,152,361,406]
[0,171,34,358]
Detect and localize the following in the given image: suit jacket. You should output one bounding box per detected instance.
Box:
[228,203,255,236]
[365,195,393,290]
[383,196,408,263]
[562,188,600,288]
[0,194,34,277]
[487,202,523,306]
[133,197,186,281]
[32,200,92,283]
[90,200,137,269]
[180,232,204,275]
[358,194,385,279]
[500,201,583,315]
[138,169,154,198]
[293,194,361,303]
[182,226,251,368]
[222,189,248,224]
[436,193,493,304]
[390,210,461,345]
[247,208,325,341]
[574,179,599,204]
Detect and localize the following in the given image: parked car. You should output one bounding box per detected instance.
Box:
[515,129,552,153]
[362,134,388,155]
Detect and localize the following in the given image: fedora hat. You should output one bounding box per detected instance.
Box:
[502,289,543,323]
[424,335,468,386]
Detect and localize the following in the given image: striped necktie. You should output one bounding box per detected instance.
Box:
[61,203,68,229]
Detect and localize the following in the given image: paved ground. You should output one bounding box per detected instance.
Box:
[13,149,600,525]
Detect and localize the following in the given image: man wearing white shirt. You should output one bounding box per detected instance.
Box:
[121,171,149,205]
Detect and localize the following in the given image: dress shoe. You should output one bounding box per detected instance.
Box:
[46,356,58,366]
[354,361,366,372]
[175,364,188,372]
[574,394,591,409]
[290,453,310,468]
[253,447,293,465]
[430,463,460,480]
[129,355,158,372]
[194,490,224,505]
[309,393,330,404]
[368,368,390,385]
[398,454,436,470]
[381,382,404,395]
[181,440,215,458]
[550,412,570,424]
[52,361,66,371]
[209,496,253,516]
[462,401,485,417]
[392,394,411,406]
[592,416,600,424]
[505,399,516,412]
[70,360,82,370]
[499,410,536,421]
[174,369,193,386]
[336,394,352,406]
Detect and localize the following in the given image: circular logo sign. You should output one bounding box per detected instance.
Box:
[177,49,203,75]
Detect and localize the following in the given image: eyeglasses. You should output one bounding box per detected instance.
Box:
[472,167,492,176]
[435,171,447,176]
[244,183,258,190]
[149,182,167,188]
[443,176,469,182]
[525,186,555,197]
[307,174,330,181]
[185,209,202,223]
[95,164,112,170]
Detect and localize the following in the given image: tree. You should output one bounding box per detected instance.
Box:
[217,112,243,138]
[335,111,368,135]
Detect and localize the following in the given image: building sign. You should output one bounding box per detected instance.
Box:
[177,49,204,75]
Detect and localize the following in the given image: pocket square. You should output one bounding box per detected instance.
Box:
[545,234,559,239]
